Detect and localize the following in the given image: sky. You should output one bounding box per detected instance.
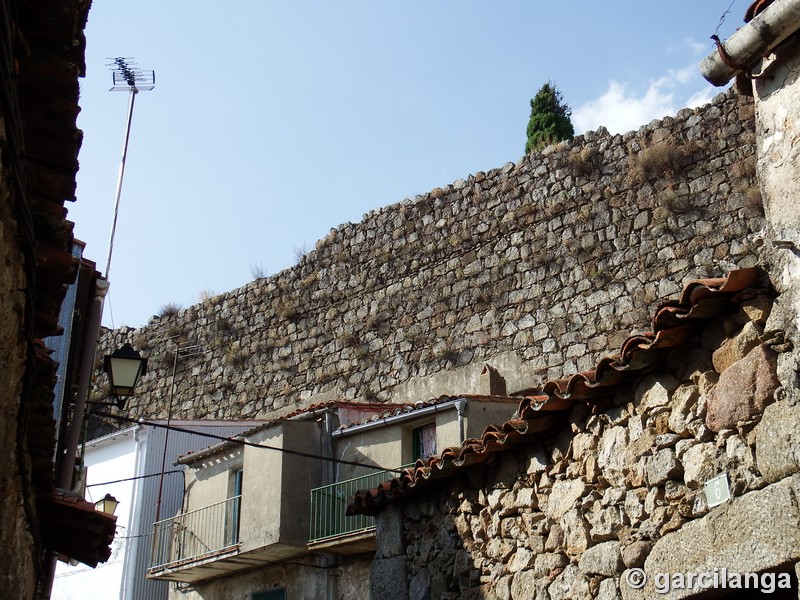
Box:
[67,1,744,329]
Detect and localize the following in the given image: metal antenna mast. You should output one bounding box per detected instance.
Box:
[104,57,155,280]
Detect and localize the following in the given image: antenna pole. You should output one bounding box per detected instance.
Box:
[104,57,156,280]
[105,87,137,281]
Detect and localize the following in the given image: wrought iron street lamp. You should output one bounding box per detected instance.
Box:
[103,343,147,408]
[94,493,120,515]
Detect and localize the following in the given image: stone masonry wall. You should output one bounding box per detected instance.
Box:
[171,555,372,600]
[386,292,796,600]
[97,89,764,423]
[752,35,800,513]
[0,135,39,599]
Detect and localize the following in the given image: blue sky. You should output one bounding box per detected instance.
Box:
[68,1,743,328]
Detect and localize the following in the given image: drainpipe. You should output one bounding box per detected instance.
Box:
[324,411,335,484]
[454,398,466,443]
[43,279,108,599]
[57,279,109,490]
[699,0,800,86]
[322,553,339,600]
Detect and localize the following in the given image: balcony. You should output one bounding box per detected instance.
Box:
[148,495,242,580]
[309,466,408,550]
[147,465,407,582]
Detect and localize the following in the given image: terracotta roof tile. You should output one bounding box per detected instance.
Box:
[745,0,774,22]
[39,490,117,568]
[347,268,764,515]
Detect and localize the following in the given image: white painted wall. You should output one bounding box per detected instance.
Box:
[755,38,800,247]
[52,428,138,600]
[52,421,264,600]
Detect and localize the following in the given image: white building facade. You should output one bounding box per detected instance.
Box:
[53,420,262,600]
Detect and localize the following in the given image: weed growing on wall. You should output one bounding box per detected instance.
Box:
[158,302,182,318]
[250,262,268,280]
[569,147,597,176]
[626,142,686,184]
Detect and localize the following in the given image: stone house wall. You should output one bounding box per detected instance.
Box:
[372,291,797,600]
[0,138,38,600]
[97,90,763,424]
[751,33,800,505]
[172,555,372,600]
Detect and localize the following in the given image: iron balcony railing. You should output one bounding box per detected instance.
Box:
[309,466,410,544]
[150,495,242,571]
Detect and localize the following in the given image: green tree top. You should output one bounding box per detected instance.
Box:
[525,82,574,154]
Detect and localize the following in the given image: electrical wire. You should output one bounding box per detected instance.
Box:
[85,470,183,487]
[94,412,405,473]
[715,0,737,37]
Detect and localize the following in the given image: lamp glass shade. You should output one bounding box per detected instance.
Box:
[95,493,119,515]
[104,343,147,400]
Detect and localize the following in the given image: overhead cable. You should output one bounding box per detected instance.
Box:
[94,412,403,473]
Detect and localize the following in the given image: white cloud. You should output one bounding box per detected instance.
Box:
[683,37,709,56]
[685,87,717,110]
[670,66,695,84]
[572,65,718,135]
[573,79,675,135]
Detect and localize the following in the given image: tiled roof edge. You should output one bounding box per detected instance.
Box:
[177,400,405,463]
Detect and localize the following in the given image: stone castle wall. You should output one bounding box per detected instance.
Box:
[368,39,800,600]
[97,90,764,422]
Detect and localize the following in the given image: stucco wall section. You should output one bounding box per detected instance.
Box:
[184,448,243,513]
[336,427,406,481]
[94,89,763,426]
[182,421,324,554]
[171,554,371,600]
[754,37,800,247]
[332,399,513,481]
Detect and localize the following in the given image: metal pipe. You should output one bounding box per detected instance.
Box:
[57,279,109,489]
[153,344,179,524]
[454,398,466,443]
[104,87,137,281]
[699,0,800,86]
[324,411,335,486]
[105,87,139,279]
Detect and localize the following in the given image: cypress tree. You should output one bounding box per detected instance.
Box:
[525,82,574,154]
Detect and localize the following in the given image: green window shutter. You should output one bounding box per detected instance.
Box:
[412,427,422,462]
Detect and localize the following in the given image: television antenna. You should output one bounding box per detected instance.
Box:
[104,57,155,280]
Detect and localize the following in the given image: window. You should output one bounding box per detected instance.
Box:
[412,423,436,461]
[226,468,243,545]
[253,588,285,600]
